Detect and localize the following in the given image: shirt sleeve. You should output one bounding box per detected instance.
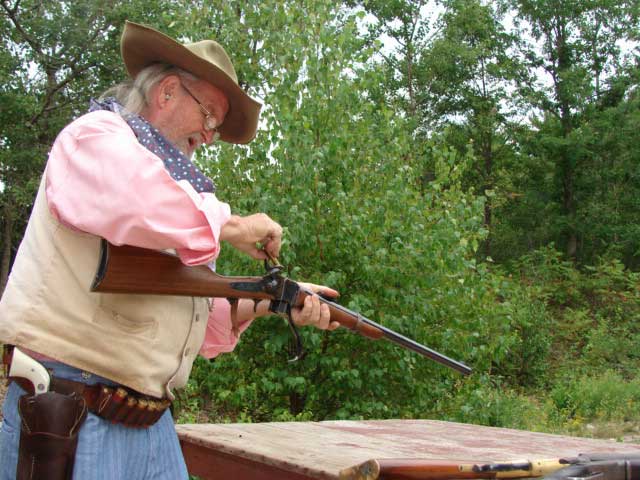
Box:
[199,298,254,359]
[45,111,230,265]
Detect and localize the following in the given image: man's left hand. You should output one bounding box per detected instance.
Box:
[291,283,340,330]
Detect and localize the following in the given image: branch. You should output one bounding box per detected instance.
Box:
[54,11,107,66]
[1,0,44,57]
[29,14,114,126]
[39,98,74,116]
[1,0,19,16]
[379,51,400,70]
[29,61,95,126]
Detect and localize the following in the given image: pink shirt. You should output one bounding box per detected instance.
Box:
[45,110,252,358]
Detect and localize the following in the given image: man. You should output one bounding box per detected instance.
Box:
[0,21,338,479]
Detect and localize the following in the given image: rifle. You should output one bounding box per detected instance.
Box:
[546,454,640,480]
[339,454,640,480]
[90,240,472,375]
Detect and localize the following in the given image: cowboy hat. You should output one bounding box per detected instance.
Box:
[120,21,261,144]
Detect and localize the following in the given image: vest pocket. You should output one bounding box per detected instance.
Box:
[94,294,159,339]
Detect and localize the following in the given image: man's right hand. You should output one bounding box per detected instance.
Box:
[219,213,282,260]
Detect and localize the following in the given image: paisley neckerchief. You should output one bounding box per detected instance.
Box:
[89,98,215,193]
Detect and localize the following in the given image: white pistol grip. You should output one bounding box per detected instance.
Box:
[9,347,51,395]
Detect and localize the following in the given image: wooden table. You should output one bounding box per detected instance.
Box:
[177,420,640,480]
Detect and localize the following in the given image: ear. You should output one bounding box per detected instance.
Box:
[151,74,181,110]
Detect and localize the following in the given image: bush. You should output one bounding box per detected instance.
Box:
[549,371,640,424]
[509,248,640,380]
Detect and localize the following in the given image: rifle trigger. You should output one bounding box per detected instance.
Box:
[227,298,240,337]
[252,299,261,313]
[286,307,305,363]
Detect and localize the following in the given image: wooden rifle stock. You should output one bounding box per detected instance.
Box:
[339,458,567,480]
[91,240,472,375]
[91,241,273,300]
[339,454,640,480]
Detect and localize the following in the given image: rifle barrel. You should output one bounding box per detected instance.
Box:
[376,320,472,375]
[319,297,472,375]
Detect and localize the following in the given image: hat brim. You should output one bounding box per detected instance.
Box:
[121,21,261,144]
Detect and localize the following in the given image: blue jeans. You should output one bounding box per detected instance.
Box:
[0,362,188,479]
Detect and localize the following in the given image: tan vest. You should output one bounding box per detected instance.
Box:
[0,175,209,400]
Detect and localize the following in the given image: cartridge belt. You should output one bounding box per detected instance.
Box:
[3,349,170,429]
[89,382,172,428]
[9,375,171,429]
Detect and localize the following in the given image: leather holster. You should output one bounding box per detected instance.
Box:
[16,391,88,480]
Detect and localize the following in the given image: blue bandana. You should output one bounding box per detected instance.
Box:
[89,98,215,193]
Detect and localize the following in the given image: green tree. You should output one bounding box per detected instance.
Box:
[351,0,432,118]
[507,0,639,261]
[413,0,525,258]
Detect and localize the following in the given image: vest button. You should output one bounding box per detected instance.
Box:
[195,314,200,322]
[184,348,191,357]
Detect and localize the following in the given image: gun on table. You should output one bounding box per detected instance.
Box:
[547,454,640,480]
[339,458,568,480]
[339,454,640,480]
[90,240,471,375]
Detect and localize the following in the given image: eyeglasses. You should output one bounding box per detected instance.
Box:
[180,83,219,132]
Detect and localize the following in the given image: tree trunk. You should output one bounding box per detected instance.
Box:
[0,202,15,299]
[553,17,578,259]
[289,391,307,415]
[482,139,493,258]
[479,103,494,258]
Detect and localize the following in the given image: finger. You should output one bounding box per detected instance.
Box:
[299,282,340,299]
[262,237,281,260]
[300,295,314,325]
[308,294,322,327]
[290,296,308,326]
[328,320,341,331]
[247,246,268,260]
[310,295,331,329]
[255,242,279,264]
[318,302,331,330]
[318,288,339,300]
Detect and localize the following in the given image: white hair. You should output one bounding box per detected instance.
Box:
[100,63,197,114]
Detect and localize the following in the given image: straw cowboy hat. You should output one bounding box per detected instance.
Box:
[120,20,261,144]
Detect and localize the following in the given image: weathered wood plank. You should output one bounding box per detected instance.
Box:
[177,420,640,480]
[180,441,317,480]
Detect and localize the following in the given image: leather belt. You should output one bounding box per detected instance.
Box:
[3,347,170,428]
